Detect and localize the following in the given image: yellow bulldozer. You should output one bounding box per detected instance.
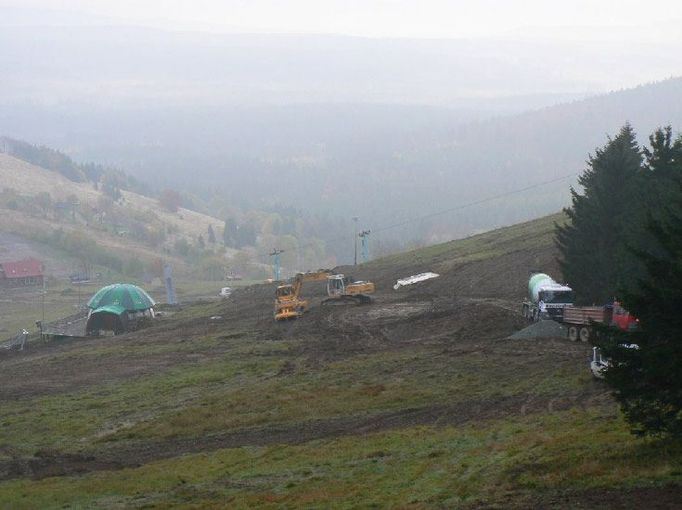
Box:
[274,270,375,320]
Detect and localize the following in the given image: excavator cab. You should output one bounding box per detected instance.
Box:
[324,274,374,304]
[275,285,295,298]
[326,275,348,297]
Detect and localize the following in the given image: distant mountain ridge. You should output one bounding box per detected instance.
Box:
[1,76,681,252]
[0,136,150,196]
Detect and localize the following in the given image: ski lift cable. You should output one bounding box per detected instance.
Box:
[371,172,578,234]
[268,171,578,256]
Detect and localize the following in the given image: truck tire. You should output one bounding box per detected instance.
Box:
[568,326,579,341]
[579,327,590,342]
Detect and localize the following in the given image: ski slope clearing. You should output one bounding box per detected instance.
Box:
[0,213,680,508]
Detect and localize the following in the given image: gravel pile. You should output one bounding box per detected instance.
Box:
[508,319,567,340]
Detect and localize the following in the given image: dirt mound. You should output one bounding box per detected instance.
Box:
[278,294,527,365]
[337,244,560,309]
[508,319,567,340]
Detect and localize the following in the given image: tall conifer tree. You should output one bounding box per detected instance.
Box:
[223,218,238,247]
[578,126,682,437]
[642,126,682,218]
[602,173,682,437]
[555,124,643,303]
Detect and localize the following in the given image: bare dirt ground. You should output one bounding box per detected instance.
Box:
[505,485,682,510]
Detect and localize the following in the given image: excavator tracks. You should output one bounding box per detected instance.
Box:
[321,294,372,306]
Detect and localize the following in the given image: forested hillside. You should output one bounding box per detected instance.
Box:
[3,78,681,258]
[0,147,342,277]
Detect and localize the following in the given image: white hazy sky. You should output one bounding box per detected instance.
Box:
[4,0,682,39]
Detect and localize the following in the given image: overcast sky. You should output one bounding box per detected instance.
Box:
[4,0,682,40]
[1,1,680,107]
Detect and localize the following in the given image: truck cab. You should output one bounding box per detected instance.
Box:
[610,301,638,331]
[537,287,575,320]
[523,272,575,322]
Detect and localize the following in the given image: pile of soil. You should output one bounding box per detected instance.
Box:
[508,319,568,340]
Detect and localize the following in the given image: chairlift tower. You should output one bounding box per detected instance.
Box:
[164,263,177,305]
[359,230,371,263]
[270,249,285,281]
[353,216,359,265]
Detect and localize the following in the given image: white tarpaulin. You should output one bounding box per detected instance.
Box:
[393,272,439,290]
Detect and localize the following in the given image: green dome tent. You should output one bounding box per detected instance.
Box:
[86,284,156,335]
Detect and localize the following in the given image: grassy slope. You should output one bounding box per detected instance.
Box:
[0,153,232,335]
[0,213,680,509]
[0,279,257,341]
[0,153,224,243]
[0,153,260,337]
[365,212,566,278]
[0,153,228,271]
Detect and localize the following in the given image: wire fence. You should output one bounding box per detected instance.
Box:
[0,329,29,351]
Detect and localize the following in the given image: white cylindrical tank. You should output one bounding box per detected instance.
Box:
[528,273,554,303]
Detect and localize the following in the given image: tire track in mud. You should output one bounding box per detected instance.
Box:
[0,390,606,483]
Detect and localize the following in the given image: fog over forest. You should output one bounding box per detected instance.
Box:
[2,6,682,262]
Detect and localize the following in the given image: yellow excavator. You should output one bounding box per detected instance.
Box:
[325,274,374,305]
[274,270,331,321]
[274,270,375,320]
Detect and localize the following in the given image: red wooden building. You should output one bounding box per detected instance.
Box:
[0,258,44,287]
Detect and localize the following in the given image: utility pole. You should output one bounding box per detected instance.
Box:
[359,230,370,263]
[270,249,284,281]
[35,277,47,341]
[353,216,359,265]
[41,277,46,328]
[164,263,177,305]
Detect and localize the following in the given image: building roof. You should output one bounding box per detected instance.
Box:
[89,304,127,317]
[0,258,43,279]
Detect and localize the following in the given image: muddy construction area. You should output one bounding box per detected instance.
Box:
[2,233,675,507]
[2,242,588,450]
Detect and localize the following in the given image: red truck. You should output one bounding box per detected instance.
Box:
[563,301,638,342]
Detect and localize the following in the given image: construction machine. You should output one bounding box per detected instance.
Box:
[274,271,375,320]
[522,272,638,342]
[324,274,374,305]
[274,270,332,320]
[563,301,637,342]
[522,272,575,322]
